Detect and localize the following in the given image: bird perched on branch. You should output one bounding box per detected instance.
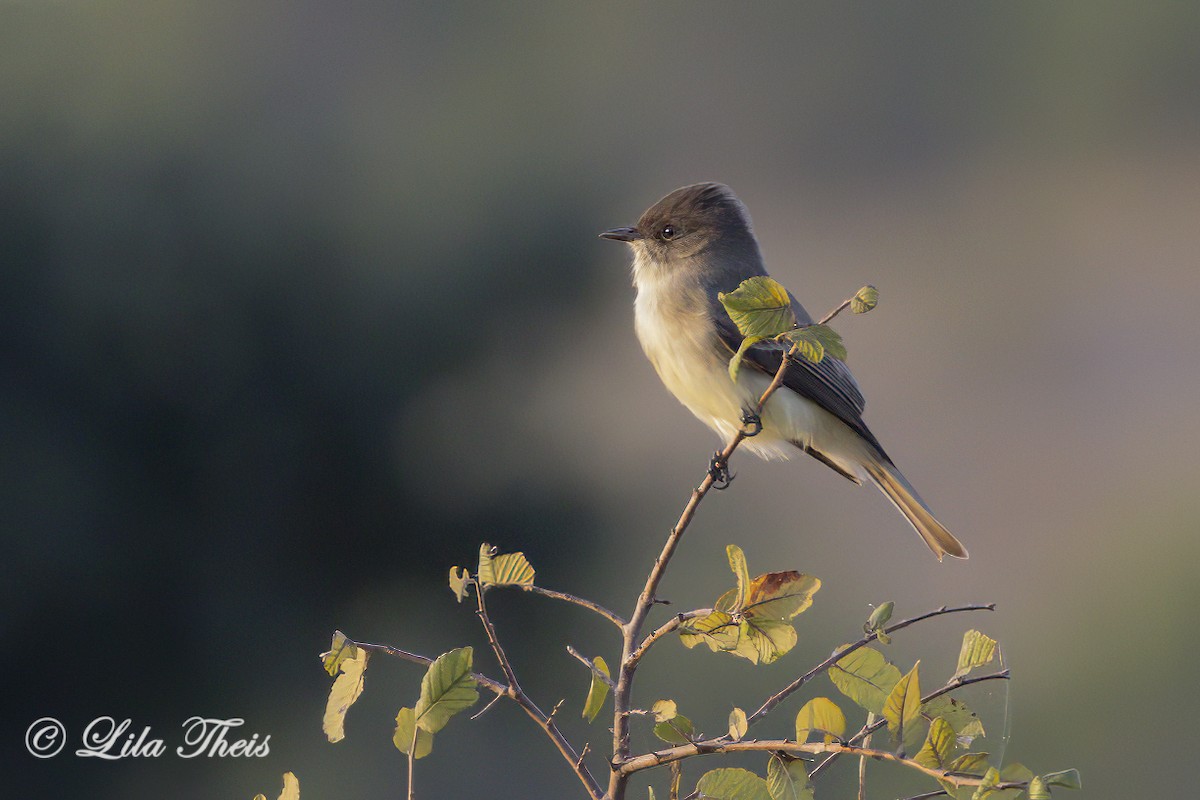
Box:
[601,182,966,560]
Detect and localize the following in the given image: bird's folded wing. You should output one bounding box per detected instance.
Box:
[714,314,891,463]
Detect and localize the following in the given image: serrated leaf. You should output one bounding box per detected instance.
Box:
[794,697,846,743]
[652,699,678,722]
[320,631,358,677]
[972,767,1001,800]
[766,755,814,800]
[414,647,478,733]
[915,716,956,769]
[392,706,434,759]
[883,661,921,746]
[743,571,821,620]
[695,767,773,800]
[955,630,998,678]
[322,645,369,743]
[652,713,694,745]
[728,707,748,740]
[851,285,879,314]
[923,695,986,746]
[828,645,902,715]
[679,610,739,651]
[728,334,768,381]
[719,276,797,340]
[726,545,751,610]
[791,324,847,362]
[738,617,798,664]
[783,327,824,364]
[477,543,535,587]
[1042,769,1081,790]
[448,567,470,603]
[1026,776,1050,800]
[582,656,610,723]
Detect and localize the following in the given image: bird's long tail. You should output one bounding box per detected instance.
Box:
[864,461,968,561]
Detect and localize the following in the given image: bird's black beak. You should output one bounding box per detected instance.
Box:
[599,226,641,243]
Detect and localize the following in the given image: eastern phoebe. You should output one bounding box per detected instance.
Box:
[601,182,967,560]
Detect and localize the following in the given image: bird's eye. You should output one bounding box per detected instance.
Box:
[660,224,677,240]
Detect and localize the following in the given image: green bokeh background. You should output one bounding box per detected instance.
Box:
[4,3,1197,797]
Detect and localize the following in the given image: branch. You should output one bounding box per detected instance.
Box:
[627,609,713,670]
[566,645,617,689]
[617,739,1027,792]
[740,603,995,732]
[353,640,508,695]
[522,584,628,629]
[808,668,1011,779]
[473,586,605,800]
[607,289,871,800]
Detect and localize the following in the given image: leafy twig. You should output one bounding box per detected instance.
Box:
[607,290,870,800]
[627,609,713,670]
[567,645,617,689]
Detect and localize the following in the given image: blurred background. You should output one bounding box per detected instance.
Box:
[3,2,1197,797]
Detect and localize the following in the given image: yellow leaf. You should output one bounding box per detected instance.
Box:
[883,661,922,744]
[795,697,846,743]
[322,646,369,743]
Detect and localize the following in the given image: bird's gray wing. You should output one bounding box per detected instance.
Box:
[713,312,891,463]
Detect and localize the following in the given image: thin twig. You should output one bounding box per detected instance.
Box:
[353,640,508,695]
[808,669,1011,779]
[523,584,628,629]
[566,646,617,689]
[899,792,948,800]
[606,290,870,800]
[470,691,504,721]
[406,720,417,800]
[858,712,875,800]
[626,609,713,670]
[473,587,605,800]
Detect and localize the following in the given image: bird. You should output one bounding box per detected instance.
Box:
[600,182,967,560]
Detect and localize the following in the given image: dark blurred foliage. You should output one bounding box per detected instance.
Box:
[3,2,1199,798]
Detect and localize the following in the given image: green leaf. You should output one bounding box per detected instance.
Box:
[1026,776,1051,800]
[652,713,694,745]
[679,610,740,652]
[448,566,470,603]
[863,600,894,644]
[1042,769,1082,790]
[948,752,992,776]
[322,644,369,743]
[719,276,797,340]
[793,324,847,362]
[652,699,678,722]
[828,645,902,715]
[726,544,751,610]
[743,571,821,620]
[414,647,478,734]
[728,334,768,382]
[922,695,985,745]
[972,767,1001,800]
[883,661,921,746]
[392,706,434,759]
[766,755,814,800]
[955,630,998,678]
[477,543,535,587]
[915,716,955,769]
[320,631,358,677]
[782,327,824,364]
[695,767,773,800]
[794,697,846,743]
[851,285,879,314]
[728,707,748,740]
[990,763,1036,800]
[582,656,610,723]
[738,617,798,664]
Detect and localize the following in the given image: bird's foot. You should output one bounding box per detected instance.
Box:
[739,410,762,437]
[708,453,734,489]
